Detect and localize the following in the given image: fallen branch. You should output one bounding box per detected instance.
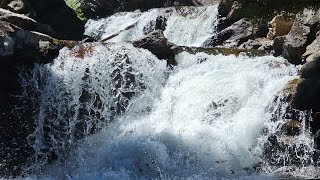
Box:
[99,21,138,42]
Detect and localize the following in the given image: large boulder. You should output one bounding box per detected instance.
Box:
[293,79,320,111]
[0,0,84,40]
[203,18,253,48]
[282,18,311,64]
[132,30,179,66]
[300,56,320,79]
[267,15,294,40]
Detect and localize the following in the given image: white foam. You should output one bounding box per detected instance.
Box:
[34,53,304,179]
[84,5,218,47]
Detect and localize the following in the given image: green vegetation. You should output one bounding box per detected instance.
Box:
[65,0,86,21]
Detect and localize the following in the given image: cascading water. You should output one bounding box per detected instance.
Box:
[84,5,218,46]
[4,4,320,180]
[22,50,319,179]
[20,43,167,174]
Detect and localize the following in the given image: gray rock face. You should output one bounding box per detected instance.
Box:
[203,18,253,48]
[282,18,310,64]
[303,31,320,63]
[239,38,273,51]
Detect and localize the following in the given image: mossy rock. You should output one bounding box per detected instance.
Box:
[180,46,267,57]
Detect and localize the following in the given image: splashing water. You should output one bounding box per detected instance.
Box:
[84,5,218,46]
[3,4,319,179]
[20,49,320,179]
[20,43,167,173]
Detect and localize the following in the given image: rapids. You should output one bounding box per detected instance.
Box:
[5,4,320,180]
[84,5,218,46]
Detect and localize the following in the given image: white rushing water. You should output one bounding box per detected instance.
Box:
[20,43,167,172]
[9,4,319,180]
[84,5,218,47]
[21,45,319,179]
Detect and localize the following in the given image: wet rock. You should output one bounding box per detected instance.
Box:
[311,112,320,150]
[267,14,294,40]
[143,16,167,35]
[300,56,320,79]
[273,36,285,56]
[293,79,320,110]
[204,18,253,48]
[282,18,310,65]
[132,30,179,66]
[264,79,314,167]
[282,119,302,136]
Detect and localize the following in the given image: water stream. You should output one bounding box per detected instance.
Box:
[8,4,320,179]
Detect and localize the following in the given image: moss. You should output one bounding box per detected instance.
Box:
[182,46,267,57]
[65,0,86,21]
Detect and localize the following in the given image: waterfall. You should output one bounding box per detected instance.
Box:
[20,43,167,172]
[84,5,218,47]
[8,5,320,179]
[21,49,319,179]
